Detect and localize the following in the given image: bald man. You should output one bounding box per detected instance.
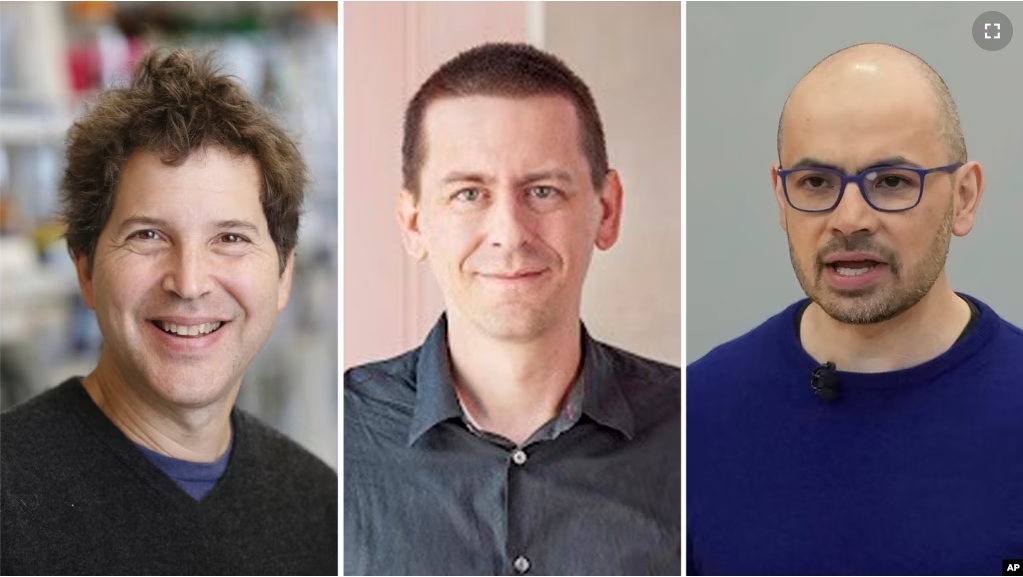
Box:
[687,43,1023,575]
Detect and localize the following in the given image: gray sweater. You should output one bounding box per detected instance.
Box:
[1,378,337,575]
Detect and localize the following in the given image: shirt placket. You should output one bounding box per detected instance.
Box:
[505,442,532,575]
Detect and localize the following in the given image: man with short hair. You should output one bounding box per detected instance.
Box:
[344,43,681,575]
[687,43,1023,575]
[0,50,337,575]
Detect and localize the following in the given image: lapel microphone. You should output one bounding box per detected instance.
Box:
[811,361,841,403]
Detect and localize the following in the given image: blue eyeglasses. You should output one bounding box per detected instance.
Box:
[777,163,963,213]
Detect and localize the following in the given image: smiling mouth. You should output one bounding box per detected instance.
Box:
[152,321,224,337]
[490,274,539,280]
[481,269,546,279]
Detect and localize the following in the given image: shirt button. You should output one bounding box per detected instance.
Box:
[511,449,528,466]
[513,555,530,573]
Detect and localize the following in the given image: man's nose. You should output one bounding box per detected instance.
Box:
[829,179,880,236]
[161,244,214,300]
[486,192,534,248]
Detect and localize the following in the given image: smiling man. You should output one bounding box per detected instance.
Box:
[344,43,681,575]
[0,50,336,575]
[687,43,1023,575]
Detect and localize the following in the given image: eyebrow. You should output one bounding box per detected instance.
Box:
[117,216,261,235]
[439,169,575,187]
[116,216,169,235]
[214,219,261,234]
[787,156,923,172]
[520,170,574,186]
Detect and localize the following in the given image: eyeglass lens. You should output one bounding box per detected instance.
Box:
[785,168,922,211]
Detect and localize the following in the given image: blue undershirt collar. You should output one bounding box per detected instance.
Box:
[135,435,233,501]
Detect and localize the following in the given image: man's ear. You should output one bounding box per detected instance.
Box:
[396,189,428,260]
[595,170,624,250]
[770,164,789,232]
[277,250,296,311]
[74,252,96,310]
[951,161,984,237]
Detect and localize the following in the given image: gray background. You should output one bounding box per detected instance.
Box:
[687,1,1023,363]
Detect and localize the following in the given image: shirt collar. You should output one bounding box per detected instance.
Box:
[406,316,462,446]
[578,327,635,440]
[406,314,636,446]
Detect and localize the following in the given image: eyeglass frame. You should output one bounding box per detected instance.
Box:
[776,162,964,213]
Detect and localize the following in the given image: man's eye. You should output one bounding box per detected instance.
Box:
[455,188,482,202]
[800,176,833,189]
[878,175,909,188]
[131,230,160,241]
[529,186,558,199]
[221,233,248,244]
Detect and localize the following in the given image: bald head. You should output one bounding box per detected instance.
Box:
[777,43,966,166]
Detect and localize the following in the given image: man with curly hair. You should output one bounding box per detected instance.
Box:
[1,50,337,575]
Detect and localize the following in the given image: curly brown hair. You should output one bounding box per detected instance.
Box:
[61,48,307,275]
[402,42,608,198]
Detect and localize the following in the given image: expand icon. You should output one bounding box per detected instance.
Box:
[973,11,1013,51]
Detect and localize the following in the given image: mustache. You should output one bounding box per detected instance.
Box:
[815,234,900,275]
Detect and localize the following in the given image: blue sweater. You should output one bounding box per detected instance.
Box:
[687,295,1023,575]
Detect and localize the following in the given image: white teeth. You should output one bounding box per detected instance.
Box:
[157,321,222,336]
[836,266,872,276]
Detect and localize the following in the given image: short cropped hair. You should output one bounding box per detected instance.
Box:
[61,49,307,275]
[402,42,608,197]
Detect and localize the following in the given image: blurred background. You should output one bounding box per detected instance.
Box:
[343,1,681,369]
[0,1,338,468]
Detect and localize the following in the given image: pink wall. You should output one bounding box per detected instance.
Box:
[343,2,528,369]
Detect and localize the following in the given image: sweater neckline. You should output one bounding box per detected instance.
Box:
[66,377,245,507]
[778,293,1001,388]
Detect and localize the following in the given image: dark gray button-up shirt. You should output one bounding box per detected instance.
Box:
[344,315,680,575]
